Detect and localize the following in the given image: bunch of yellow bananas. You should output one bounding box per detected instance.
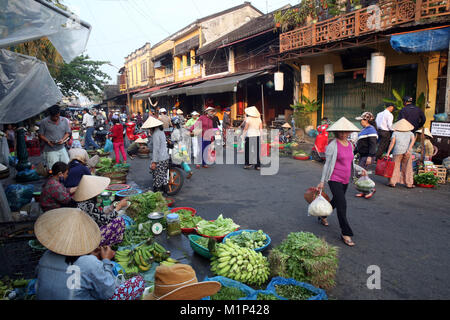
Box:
[210,241,270,286]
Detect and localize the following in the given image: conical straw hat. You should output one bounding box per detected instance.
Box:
[141,116,164,129]
[416,127,433,138]
[282,122,291,128]
[73,175,110,202]
[135,137,148,144]
[34,208,101,256]
[244,106,260,118]
[326,117,360,132]
[393,119,414,132]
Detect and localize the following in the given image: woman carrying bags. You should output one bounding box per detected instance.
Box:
[141,116,170,193]
[354,112,378,199]
[316,117,366,247]
[386,119,416,188]
[34,208,145,300]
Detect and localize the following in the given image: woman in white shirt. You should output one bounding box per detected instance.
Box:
[242,106,262,170]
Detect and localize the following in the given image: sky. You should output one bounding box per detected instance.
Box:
[63,0,297,84]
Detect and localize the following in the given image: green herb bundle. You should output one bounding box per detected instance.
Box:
[127,191,169,223]
[225,230,267,249]
[268,232,338,290]
[275,284,315,300]
[414,172,439,186]
[256,293,280,300]
[210,286,247,300]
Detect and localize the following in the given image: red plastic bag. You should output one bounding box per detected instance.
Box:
[375,157,395,178]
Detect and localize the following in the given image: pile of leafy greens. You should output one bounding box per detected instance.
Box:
[196,214,240,237]
[127,191,169,223]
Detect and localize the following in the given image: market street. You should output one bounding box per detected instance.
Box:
[127,152,450,300]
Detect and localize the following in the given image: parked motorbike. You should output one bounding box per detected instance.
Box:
[125,121,148,142]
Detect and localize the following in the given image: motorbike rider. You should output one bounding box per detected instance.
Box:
[171,116,193,179]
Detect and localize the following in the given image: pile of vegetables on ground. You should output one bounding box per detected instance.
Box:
[268,232,338,290]
[127,191,170,224]
[120,223,154,247]
[209,286,247,300]
[0,277,30,300]
[292,149,309,157]
[196,214,239,237]
[210,241,270,286]
[225,230,267,249]
[95,157,115,174]
[275,284,315,300]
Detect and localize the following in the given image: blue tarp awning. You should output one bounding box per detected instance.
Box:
[390,27,450,53]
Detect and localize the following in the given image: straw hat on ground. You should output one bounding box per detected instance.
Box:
[141,116,164,129]
[34,208,101,256]
[135,137,148,144]
[326,117,360,132]
[73,175,110,202]
[244,106,260,118]
[145,264,221,300]
[416,127,433,138]
[392,119,414,132]
[282,122,291,129]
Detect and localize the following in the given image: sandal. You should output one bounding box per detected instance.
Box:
[318,217,329,226]
[364,189,376,199]
[406,185,415,189]
[355,193,365,197]
[341,235,355,247]
[387,184,396,188]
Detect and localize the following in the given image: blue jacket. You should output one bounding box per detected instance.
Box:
[356,125,378,157]
[36,250,116,300]
[65,160,91,188]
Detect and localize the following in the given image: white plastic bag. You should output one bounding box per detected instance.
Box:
[308,194,333,217]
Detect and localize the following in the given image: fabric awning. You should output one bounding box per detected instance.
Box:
[390,27,450,53]
[134,86,162,100]
[185,71,263,96]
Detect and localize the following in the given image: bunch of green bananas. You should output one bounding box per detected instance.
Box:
[210,241,270,286]
[115,240,173,274]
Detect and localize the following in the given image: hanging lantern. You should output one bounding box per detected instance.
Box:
[366,59,372,83]
[301,65,311,84]
[324,64,334,84]
[370,52,386,84]
[274,72,284,91]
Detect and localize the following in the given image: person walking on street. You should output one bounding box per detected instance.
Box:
[354,112,378,199]
[189,107,214,168]
[375,103,395,159]
[185,111,201,168]
[386,119,416,188]
[171,117,193,179]
[242,106,262,170]
[222,108,231,145]
[109,117,127,164]
[158,108,172,131]
[82,108,100,150]
[316,117,366,247]
[398,96,426,132]
[142,116,170,193]
[38,105,71,169]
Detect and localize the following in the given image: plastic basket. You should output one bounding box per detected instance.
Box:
[195,222,239,242]
[293,155,309,160]
[171,207,197,233]
[222,229,271,252]
[188,234,212,259]
[165,198,175,207]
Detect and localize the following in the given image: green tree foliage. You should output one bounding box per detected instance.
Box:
[54,54,111,99]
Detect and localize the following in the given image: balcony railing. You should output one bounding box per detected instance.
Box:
[280,0,450,53]
[193,64,201,75]
[155,75,175,85]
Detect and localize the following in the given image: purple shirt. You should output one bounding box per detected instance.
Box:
[329,140,353,184]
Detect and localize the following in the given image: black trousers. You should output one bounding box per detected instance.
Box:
[327,181,353,237]
[376,130,392,159]
[245,136,260,168]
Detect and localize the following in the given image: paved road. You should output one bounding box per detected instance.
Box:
[125,148,450,300]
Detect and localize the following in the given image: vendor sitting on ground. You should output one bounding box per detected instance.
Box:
[40,162,77,212]
[281,123,293,143]
[127,138,149,159]
[73,175,128,246]
[34,207,145,300]
[68,140,100,169]
[64,150,92,189]
[413,128,435,162]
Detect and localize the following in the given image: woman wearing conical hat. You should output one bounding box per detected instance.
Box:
[34,208,145,300]
[316,117,367,247]
[386,119,416,188]
[73,175,128,246]
[413,127,434,162]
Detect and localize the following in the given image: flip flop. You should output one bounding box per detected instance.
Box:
[341,235,355,247]
[387,184,396,188]
[318,217,329,226]
[364,189,376,199]
[355,193,365,197]
[406,185,415,189]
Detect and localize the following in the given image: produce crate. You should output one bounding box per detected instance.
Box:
[418,165,447,184]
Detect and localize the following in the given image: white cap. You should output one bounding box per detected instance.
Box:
[205,107,215,112]
[191,111,200,116]
[159,108,167,113]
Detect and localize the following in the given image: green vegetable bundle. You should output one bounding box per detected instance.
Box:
[414,172,439,186]
[193,236,210,248]
[275,284,315,300]
[196,214,239,237]
[176,210,204,229]
[120,224,154,247]
[268,232,338,290]
[225,230,267,249]
[127,191,169,223]
[210,286,247,300]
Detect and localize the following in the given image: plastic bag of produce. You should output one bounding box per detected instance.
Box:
[104,139,113,153]
[265,277,327,300]
[354,175,375,192]
[307,193,332,217]
[5,184,34,211]
[201,276,256,300]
